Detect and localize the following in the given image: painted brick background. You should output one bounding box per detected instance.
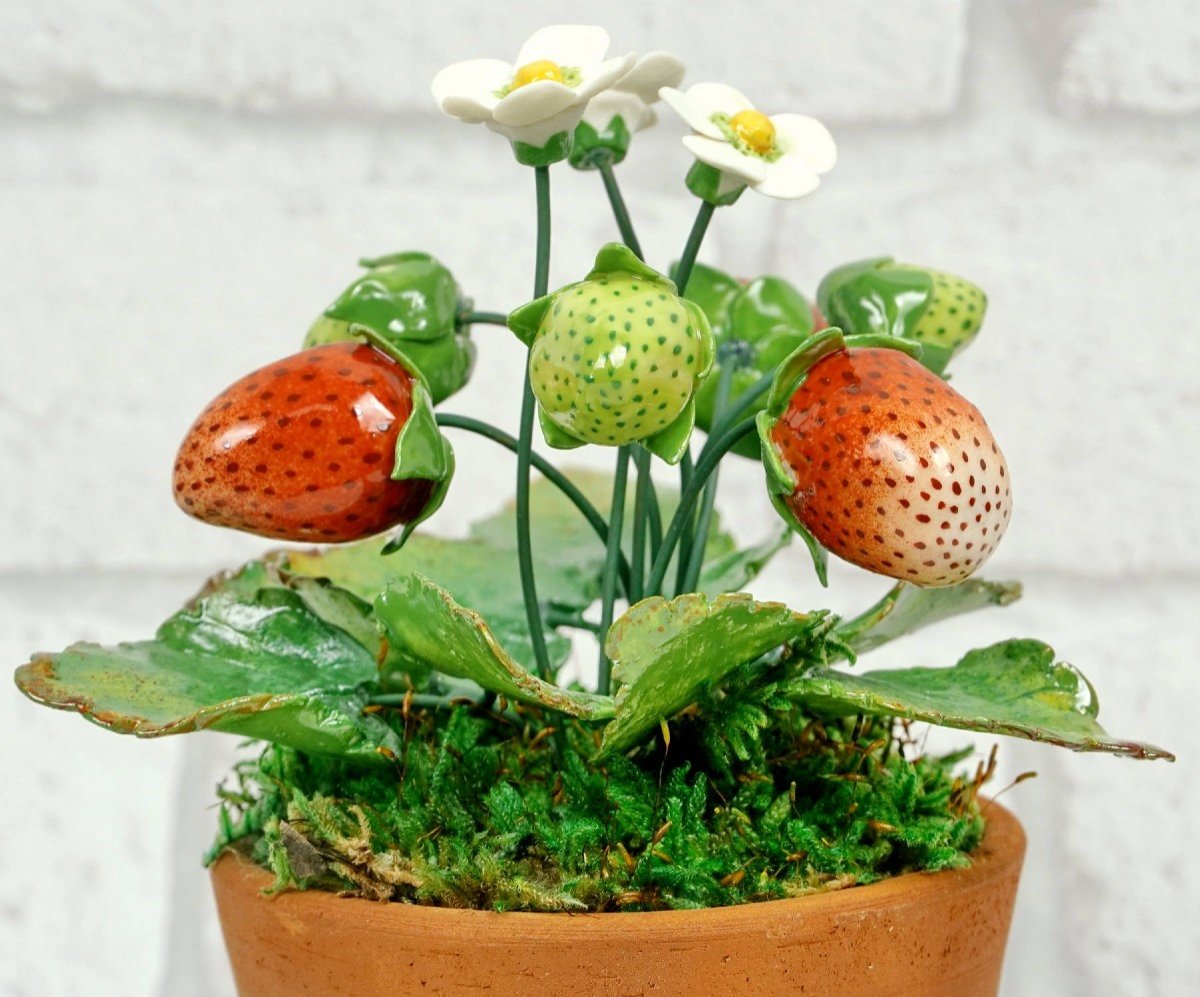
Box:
[2,1,1196,994]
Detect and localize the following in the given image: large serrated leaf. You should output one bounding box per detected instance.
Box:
[600,593,821,755]
[374,574,613,719]
[787,638,1173,760]
[836,578,1022,657]
[285,471,787,677]
[13,564,400,762]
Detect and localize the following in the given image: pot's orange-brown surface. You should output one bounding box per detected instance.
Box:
[212,802,1025,997]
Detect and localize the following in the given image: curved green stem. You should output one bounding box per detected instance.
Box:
[646,416,759,598]
[435,413,631,595]
[673,199,716,295]
[629,447,650,603]
[680,362,736,593]
[596,446,631,697]
[703,368,774,449]
[516,165,554,682]
[598,162,643,260]
[457,310,510,328]
[544,608,601,634]
[675,446,696,593]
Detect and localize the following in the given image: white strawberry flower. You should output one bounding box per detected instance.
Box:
[431,25,635,152]
[659,82,837,200]
[581,50,686,135]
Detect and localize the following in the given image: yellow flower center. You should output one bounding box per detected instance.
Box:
[512,60,565,90]
[729,110,776,154]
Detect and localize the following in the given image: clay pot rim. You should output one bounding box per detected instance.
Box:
[212,800,1023,929]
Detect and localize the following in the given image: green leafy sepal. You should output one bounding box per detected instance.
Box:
[512,131,573,167]
[685,161,746,207]
[304,251,474,404]
[569,116,632,169]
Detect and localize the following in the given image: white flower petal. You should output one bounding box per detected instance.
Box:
[493,79,579,127]
[770,114,837,174]
[682,82,755,122]
[582,90,654,132]
[682,134,768,184]
[751,154,822,200]
[486,105,586,147]
[615,51,685,104]
[659,87,723,140]
[431,58,513,122]
[575,52,636,101]
[516,24,610,69]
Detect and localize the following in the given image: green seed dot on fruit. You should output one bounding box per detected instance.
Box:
[672,345,682,355]
[647,317,655,326]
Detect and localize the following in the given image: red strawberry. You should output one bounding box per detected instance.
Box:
[173,342,436,542]
[767,346,1011,586]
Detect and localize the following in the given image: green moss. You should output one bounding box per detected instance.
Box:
[208,669,988,912]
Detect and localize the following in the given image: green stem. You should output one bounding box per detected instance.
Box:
[457,310,510,327]
[680,362,736,593]
[675,446,696,593]
[598,162,644,260]
[703,368,774,448]
[516,165,554,682]
[646,474,663,560]
[596,446,631,697]
[629,448,650,603]
[436,413,631,595]
[673,199,716,295]
[544,608,601,634]
[646,417,759,598]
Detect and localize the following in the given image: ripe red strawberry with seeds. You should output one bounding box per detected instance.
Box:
[759,336,1011,587]
[173,341,451,543]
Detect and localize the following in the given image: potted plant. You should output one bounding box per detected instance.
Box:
[13,24,1172,997]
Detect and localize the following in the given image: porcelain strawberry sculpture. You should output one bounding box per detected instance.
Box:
[758,329,1011,586]
[507,243,714,463]
[817,257,987,376]
[173,336,453,549]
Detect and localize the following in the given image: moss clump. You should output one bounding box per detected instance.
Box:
[208,671,989,912]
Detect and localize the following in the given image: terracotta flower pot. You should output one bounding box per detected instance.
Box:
[212,803,1024,997]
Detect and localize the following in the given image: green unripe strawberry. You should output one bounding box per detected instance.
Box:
[508,244,714,463]
[817,257,987,375]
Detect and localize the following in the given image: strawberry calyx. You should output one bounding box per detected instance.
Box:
[755,329,922,587]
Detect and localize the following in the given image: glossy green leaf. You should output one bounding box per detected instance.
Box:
[600,594,821,754]
[675,261,743,336]
[786,639,1174,761]
[375,574,613,719]
[836,579,1023,657]
[13,564,400,762]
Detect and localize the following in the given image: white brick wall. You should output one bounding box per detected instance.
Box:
[2,1,1196,994]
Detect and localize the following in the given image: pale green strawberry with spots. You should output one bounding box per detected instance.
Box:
[817,257,988,375]
[508,243,714,464]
